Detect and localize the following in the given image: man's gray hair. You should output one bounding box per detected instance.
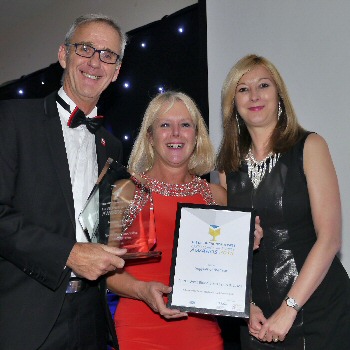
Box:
[64,13,127,60]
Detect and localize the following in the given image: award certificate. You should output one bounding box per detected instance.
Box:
[167,203,255,318]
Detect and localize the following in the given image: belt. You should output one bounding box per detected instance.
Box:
[66,278,89,294]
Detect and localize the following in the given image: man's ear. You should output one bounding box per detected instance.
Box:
[58,44,67,69]
[112,63,122,82]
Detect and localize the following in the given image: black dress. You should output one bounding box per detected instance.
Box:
[226,132,350,349]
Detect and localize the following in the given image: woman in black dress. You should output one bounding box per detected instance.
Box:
[217,54,350,349]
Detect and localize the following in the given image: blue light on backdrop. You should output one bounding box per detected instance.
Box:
[0,3,208,166]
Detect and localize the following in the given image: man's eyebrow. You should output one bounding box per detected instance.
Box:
[78,41,114,51]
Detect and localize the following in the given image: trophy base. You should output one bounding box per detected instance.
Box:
[123,251,162,260]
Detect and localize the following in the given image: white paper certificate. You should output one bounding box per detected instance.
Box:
[168,204,254,318]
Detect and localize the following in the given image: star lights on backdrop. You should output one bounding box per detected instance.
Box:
[0,4,207,165]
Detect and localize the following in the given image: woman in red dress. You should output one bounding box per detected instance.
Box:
[107,91,262,350]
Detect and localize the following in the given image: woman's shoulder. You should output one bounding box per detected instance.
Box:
[284,130,324,158]
[209,183,227,206]
[304,132,327,147]
[303,132,331,164]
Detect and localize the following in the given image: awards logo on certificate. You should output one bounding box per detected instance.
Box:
[167,203,255,318]
[78,158,161,261]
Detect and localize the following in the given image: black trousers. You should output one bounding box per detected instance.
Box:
[39,285,108,350]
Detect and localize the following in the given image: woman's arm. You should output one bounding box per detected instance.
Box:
[288,133,341,310]
[209,182,227,205]
[219,171,227,189]
[107,270,188,319]
[258,133,342,342]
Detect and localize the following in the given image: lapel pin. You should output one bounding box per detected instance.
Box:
[101,138,106,147]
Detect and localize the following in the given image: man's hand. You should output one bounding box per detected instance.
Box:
[66,242,126,280]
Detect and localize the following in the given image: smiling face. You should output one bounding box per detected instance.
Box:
[58,21,121,113]
[149,100,197,171]
[235,65,279,131]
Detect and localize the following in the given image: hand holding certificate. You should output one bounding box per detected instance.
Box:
[167,204,255,318]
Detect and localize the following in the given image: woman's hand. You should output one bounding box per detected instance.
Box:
[248,303,267,339]
[136,280,188,319]
[257,303,297,343]
[253,216,263,250]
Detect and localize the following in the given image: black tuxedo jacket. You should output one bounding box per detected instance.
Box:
[0,91,122,350]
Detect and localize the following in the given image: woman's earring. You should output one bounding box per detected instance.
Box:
[235,112,241,135]
[278,101,282,120]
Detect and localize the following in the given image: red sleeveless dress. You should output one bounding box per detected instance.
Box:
[114,175,223,350]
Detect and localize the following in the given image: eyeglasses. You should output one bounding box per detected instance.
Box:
[65,43,120,64]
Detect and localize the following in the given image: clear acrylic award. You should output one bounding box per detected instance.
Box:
[79,158,161,261]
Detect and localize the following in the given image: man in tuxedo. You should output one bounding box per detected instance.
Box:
[0,14,127,350]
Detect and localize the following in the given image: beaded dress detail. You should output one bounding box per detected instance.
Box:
[122,174,216,231]
[140,173,216,200]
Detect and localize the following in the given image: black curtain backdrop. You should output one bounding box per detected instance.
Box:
[0,2,208,166]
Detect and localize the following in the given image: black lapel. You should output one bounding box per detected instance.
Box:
[44,92,75,230]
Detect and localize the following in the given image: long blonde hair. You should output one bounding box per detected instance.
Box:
[128,91,215,176]
[217,54,304,173]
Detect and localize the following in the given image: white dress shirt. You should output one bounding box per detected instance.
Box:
[56,87,98,243]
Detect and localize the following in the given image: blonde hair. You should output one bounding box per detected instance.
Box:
[217,54,304,172]
[128,91,215,176]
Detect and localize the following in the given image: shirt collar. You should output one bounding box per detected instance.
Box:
[57,87,97,119]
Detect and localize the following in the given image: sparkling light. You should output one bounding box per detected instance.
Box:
[158,86,164,93]
[123,82,130,88]
[141,42,146,48]
[178,27,184,33]
[124,135,129,140]
[18,89,24,95]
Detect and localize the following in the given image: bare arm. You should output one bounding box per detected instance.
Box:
[107,270,188,319]
[288,134,341,308]
[218,172,227,189]
[258,133,342,342]
[209,182,227,205]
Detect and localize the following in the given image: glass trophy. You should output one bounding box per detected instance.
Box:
[79,158,161,261]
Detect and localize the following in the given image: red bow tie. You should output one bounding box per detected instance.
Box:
[56,93,104,134]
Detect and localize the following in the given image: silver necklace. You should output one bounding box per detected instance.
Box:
[245,148,280,189]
